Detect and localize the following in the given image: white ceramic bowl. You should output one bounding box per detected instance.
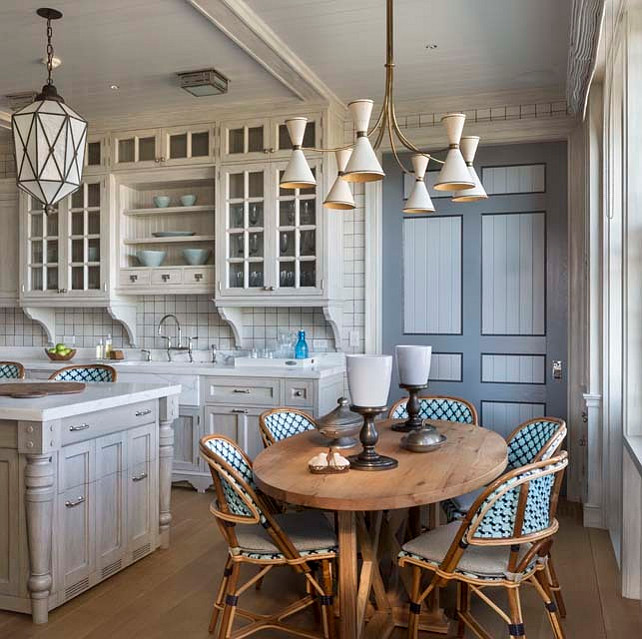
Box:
[346,354,392,407]
[180,194,197,206]
[137,250,166,267]
[153,196,171,208]
[395,345,432,386]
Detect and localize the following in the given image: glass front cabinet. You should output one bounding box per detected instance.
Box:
[20,178,109,302]
[217,160,323,300]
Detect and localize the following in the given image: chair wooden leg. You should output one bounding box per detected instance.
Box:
[506,586,526,639]
[209,557,233,634]
[407,565,422,639]
[320,560,336,639]
[546,554,567,618]
[533,570,565,639]
[456,581,469,638]
[217,562,241,639]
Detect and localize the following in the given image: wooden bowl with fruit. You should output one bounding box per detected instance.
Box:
[45,343,77,361]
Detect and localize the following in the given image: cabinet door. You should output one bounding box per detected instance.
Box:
[0,449,19,597]
[162,125,214,166]
[65,179,108,297]
[221,119,271,162]
[112,128,161,169]
[95,432,127,574]
[0,181,18,305]
[58,482,96,593]
[20,194,61,298]
[218,165,271,296]
[273,115,318,157]
[173,407,201,473]
[203,405,264,459]
[83,134,109,175]
[273,160,323,295]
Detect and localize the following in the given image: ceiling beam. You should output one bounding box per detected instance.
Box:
[186,0,344,109]
[0,111,12,130]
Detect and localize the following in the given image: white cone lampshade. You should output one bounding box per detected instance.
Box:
[12,90,87,212]
[433,113,474,192]
[324,148,355,210]
[280,117,316,189]
[452,136,488,202]
[343,100,385,183]
[403,154,435,213]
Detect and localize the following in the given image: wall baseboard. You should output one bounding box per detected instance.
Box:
[583,503,606,529]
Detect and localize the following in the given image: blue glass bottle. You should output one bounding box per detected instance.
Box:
[294,330,309,359]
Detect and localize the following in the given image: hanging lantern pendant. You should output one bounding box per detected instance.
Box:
[12,8,88,215]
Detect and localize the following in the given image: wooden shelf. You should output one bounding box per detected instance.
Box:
[124,264,215,270]
[123,205,214,216]
[123,235,216,245]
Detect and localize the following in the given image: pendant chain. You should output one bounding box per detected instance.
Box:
[46,18,54,85]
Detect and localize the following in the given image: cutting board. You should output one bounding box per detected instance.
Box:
[0,382,86,399]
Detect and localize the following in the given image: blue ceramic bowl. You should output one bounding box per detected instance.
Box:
[180,194,197,207]
[182,248,211,265]
[153,196,171,208]
[137,250,166,267]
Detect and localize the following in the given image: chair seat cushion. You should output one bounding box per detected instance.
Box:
[233,510,337,560]
[400,522,534,581]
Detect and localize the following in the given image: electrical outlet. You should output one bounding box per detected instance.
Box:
[349,330,360,347]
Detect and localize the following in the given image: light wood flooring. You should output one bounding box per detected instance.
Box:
[2,488,642,638]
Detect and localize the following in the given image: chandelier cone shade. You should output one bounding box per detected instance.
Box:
[12,9,87,212]
[403,154,435,213]
[343,100,385,183]
[280,117,316,189]
[433,113,475,192]
[452,136,488,202]
[324,148,356,210]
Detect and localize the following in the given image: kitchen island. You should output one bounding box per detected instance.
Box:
[0,381,181,624]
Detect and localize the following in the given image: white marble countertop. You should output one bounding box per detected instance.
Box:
[0,382,181,421]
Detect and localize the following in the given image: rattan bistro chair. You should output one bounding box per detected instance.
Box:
[388,394,479,425]
[200,434,337,639]
[259,407,317,448]
[0,361,25,379]
[49,364,117,382]
[399,451,569,639]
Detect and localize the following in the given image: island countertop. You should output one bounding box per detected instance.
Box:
[0,381,181,421]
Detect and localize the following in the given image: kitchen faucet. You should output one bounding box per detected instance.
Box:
[157,314,197,362]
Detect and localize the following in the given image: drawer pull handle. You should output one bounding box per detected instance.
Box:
[132,472,148,482]
[162,274,171,282]
[194,273,203,282]
[135,409,152,417]
[69,423,90,432]
[232,388,251,394]
[129,274,138,283]
[65,496,85,508]
[231,408,248,414]
[294,390,304,397]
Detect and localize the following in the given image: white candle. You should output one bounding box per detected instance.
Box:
[395,345,432,386]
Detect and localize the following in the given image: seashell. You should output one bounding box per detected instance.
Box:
[329,451,350,469]
[308,452,329,468]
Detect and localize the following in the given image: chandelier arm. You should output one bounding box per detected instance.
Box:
[390,112,446,166]
[386,83,412,175]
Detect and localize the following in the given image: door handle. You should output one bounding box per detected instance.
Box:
[132,472,148,482]
[65,495,85,508]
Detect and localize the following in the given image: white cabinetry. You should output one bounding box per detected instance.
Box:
[0,179,19,306]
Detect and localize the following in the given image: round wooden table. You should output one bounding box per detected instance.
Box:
[253,419,508,639]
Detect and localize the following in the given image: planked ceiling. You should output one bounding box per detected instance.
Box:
[0,0,571,120]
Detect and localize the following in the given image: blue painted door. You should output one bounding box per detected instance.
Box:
[382,142,568,437]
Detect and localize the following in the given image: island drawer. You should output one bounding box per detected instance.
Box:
[202,378,280,406]
[61,400,157,446]
[283,380,315,407]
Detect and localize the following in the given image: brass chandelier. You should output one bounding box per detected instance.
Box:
[280,0,488,212]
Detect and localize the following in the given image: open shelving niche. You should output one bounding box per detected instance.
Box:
[116,167,216,298]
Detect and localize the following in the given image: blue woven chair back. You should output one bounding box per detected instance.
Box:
[50,365,116,382]
[391,396,477,424]
[260,409,316,445]
[507,418,567,469]
[200,435,265,523]
[465,452,568,543]
[0,361,24,380]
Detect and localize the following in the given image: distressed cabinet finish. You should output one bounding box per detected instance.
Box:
[0,386,179,624]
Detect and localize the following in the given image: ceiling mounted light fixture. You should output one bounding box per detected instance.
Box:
[452,136,488,202]
[324,148,356,210]
[12,8,87,214]
[178,68,229,97]
[280,0,483,212]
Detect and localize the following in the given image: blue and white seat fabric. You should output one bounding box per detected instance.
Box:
[391,397,476,424]
[399,453,568,582]
[0,362,23,379]
[201,436,337,561]
[50,366,115,382]
[443,418,567,522]
[260,409,316,445]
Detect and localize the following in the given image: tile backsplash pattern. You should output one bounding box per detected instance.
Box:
[0,308,48,346]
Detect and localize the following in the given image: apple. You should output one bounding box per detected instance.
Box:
[55,343,66,352]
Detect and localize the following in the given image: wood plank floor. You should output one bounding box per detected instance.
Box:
[2,488,642,638]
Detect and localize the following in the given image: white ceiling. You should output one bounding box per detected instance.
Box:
[245,0,570,101]
[0,0,295,120]
[0,0,571,121]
